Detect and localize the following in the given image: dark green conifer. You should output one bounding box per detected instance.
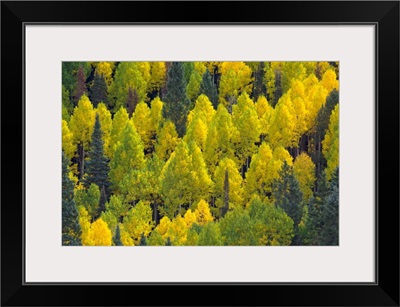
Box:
[84,114,110,214]
[113,225,123,246]
[90,74,108,108]
[199,70,218,109]
[62,151,82,246]
[272,162,304,245]
[163,62,190,137]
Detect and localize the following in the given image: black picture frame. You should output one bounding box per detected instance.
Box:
[1,1,399,306]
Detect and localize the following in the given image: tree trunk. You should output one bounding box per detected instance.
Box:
[153,203,158,225]
[78,144,85,180]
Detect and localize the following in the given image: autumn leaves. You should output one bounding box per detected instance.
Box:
[62,61,339,246]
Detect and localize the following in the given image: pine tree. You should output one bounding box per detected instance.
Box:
[320,168,339,245]
[90,73,108,108]
[199,70,218,109]
[272,161,304,245]
[252,62,266,100]
[310,89,339,177]
[139,233,147,246]
[163,62,190,137]
[165,237,172,246]
[62,151,82,246]
[113,224,123,246]
[84,114,110,214]
[303,169,332,245]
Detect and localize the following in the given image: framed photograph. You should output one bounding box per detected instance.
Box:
[1,1,399,306]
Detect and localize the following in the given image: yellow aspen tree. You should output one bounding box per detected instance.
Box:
[108,62,150,111]
[302,62,317,77]
[315,61,331,79]
[305,81,328,130]
[244,144,293,202]
[248,195,294,246]
[184,209,197,228]
[132,101,152,150]
[187,94,215,127]
[218,62,253,110]
[78,206,93,246]
[164,215,188,246]
[213,157,244,217]
[147,229,165,246]
[322,104,339,180]
[62,120,76,160]
[138,62,151,85]
[123,201,154,245]
[149,97,163,137]
[232,92,261,169]
[94,62,114,86]
[105,194,130,221]
[155,120,179,161]
[184,117,208,151]
[107,107,129,158]
[281,62,307,94]
[321,69,339,94]
[160,141,193,218]
[204,104,239,174]
[288,80,308,143]
[69,94,96,179]
[302,73,319,89]
[134,154,165,223]
[90,218,112,246]
[244,142,274,202]
[187,141,213,205]
[186,70,202,102]
[119,223,135,246]
[205,61,222,75]
[109,120,145,194]
[194,61,207,76]
[268,94,296,149]
[148,62,167,93]
[100,210,118,238]
[185,228,200,246]
[156,216,172,239]
[198,222,223,246]
[293,153,316,202]
[194,199,214,225]
[264,62,276,103]
[255,96,274,142]
[74,183,100,220]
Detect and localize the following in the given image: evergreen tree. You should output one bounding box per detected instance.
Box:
[62,151,82,246]
[199,70,218,109]
[252,62,266,100]
[273,70,283,107]
[113,224,123,246]
[139,233,147,246]
[165,237,172,246]
[84,114,110,214]
[272,161,304,245]
[320,168,339,245]
[310,89,339,177]
[90,73,108,108]
[303,170,330,245]
[163,62,190,137]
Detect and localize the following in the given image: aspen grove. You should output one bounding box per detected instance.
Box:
[62,61,339,246]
